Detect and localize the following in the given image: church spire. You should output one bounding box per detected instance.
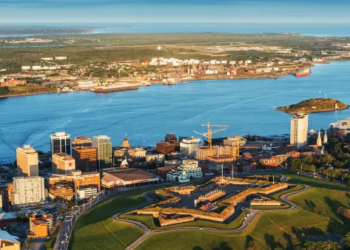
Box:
[323,130,328,144]
[317,130,322,147]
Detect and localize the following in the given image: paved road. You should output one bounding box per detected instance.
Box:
[113,184,311,250]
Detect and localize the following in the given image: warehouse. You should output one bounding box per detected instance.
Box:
[101,169,159,188]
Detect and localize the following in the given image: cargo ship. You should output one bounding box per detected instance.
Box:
[92,82,139,93]
[295,68,311,77]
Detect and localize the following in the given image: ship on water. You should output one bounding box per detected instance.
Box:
[92,82,139,93]
[329,118,350,130]
[294,68,311,77]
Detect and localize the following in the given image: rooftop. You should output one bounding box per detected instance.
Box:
[103,169,154,182]
[17,145,36,154]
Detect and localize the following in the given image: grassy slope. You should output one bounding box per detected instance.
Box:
[69,188,159,250]
[136,173,350,250]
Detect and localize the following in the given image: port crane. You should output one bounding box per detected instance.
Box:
[194,122,228,158]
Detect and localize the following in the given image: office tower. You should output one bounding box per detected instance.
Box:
[92,136,112,169]
[290,113,309,148]
[16,145,39,177]
[50,132,71,155]
[11,176,46,205]
[72,146,97,172]
[52,153,76,174]
[72,136,92,148]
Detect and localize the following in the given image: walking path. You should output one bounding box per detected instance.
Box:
[113,184,311,250]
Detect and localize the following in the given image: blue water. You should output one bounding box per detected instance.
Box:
[2,23,350,37]
[90,23,350,37]
[1,61,350,163]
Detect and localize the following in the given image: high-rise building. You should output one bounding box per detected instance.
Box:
[92,136,112,168]
[290,113,309,148]
[52,153,76,174]
[16,145,39,177]
[11,177,46,206]
[50,132,71,155]
[72,146,97,172]
[72,136,92,148]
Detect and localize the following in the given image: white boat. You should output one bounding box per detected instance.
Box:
[329,118,350,130]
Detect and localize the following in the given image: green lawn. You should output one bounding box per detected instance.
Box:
[135,173,350,250]
[69,188,163,250]
[69,173,350,250]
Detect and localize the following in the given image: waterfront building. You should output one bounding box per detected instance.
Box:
[16,145,38,177]
[52,153,76,174]
[223,136,247,147]
[92,136,112,169]
[72,136,92,147]
[156,133,180,155]
[0,230,20,250]
[28,213,53,238]
[113,138,146,160]
[11,177,46,206]
[50,132,71,155]
[179,137,203,156]
[290,113,309,148]
[72,146,97,172]
[166,159,203,182]
[101,169,158,188]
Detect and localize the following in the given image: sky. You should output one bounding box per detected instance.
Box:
[0,0,349,23]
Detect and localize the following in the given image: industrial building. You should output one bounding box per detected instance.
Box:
[16,145,38,177]
[101,169,159,188]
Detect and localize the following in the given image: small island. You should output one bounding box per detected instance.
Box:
[276,98,349,114]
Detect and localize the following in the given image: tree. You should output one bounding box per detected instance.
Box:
[247,240,258,250]
[296,241,341,250]
[341,232,350,248]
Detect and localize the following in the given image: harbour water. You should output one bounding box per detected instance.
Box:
[1,61,350,163]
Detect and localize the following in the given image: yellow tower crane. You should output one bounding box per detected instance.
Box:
[231,136,240,179]
[194,122,228,158]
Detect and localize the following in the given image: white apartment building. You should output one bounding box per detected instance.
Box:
[76,187,98,201]
[290,113,309,148]
[11,177,46,206]
[167,159,203,182]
